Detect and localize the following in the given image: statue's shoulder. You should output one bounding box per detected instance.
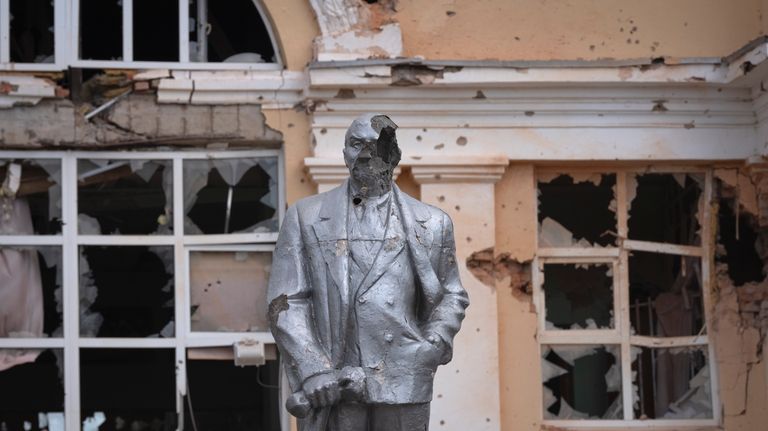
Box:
[288,191,327,218]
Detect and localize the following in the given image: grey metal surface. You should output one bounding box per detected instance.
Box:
[267,113,469,430]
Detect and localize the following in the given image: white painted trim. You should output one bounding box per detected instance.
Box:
[629,335,709,348]
[0,338,65,348]
[0,235,63,245]
[0,0,9,64]
[541,419,719,428]
[178,0,189,63]
[122,0,133,62]
[71,59,282,70]
[623,239,703,257]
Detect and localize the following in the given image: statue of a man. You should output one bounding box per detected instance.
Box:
[268,113,469,430]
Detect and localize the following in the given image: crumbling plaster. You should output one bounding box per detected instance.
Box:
[261,0,319,70]
[396,0,765,62]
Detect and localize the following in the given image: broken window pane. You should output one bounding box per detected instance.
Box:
[0,349,64,431]
[78,159,172,235]
[184,158,278,235]
[538,174,617,247]
[133,0,179,61]
[80,0,123,60]
[80,349,176,430]
[632,345,712,419]
[9,0,55,63]
[542,344,622,419]
[543,263,614,330]
[1,159,62,235]
[0,246,62,338]
[629,251,705,337]
[184,354,281,429]
[79,246,174,338]
[628,173,703,246]
[190,250,271,332]
[189,0,276,63]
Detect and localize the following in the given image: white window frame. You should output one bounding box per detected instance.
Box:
[534,166,721,428]
[0,149,287,431]
[0,0,69,71]
[70,0,283,70]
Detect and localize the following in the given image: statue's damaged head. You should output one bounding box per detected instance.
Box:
[344,113,401,196]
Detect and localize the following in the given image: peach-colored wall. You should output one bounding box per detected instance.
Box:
[396,0,763,61]
[263,109,315,205]
[262,0,319,70]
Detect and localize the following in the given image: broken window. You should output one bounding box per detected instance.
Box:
[543,262,615,330]
[629,252,705,337]
[538,173,617,247]
[190,250,271,333]
[633,346,712,419]
[542,345,622,419]
[78,159,172,235]
[0,349,64,430]
[1,159,62,235]
[133,0,179,62]
[184,352,281,430]
[80,349,176,430]
[536,169,715,424]
[0,150,284,430]
[628,173,703,246]
[79,0,123,61]
[189,0,276,63]
[76,0,278,65]
[0,246,62,338]
[184,158,278,235]
[9,0,55,63]
[79,246,174,338]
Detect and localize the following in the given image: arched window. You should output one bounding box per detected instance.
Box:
[76,0,281,69]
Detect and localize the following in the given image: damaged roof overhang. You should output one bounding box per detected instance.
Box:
[309,36,768,89]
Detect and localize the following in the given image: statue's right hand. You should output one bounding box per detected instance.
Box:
[302,372,341,408]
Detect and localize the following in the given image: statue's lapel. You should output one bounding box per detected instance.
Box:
[355,197,406,299]
[311,181,350,301]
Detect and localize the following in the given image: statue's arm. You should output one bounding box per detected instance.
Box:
[424,212,470,364]
[268,205,333,385]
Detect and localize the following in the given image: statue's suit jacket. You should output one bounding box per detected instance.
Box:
[268,180,468,429]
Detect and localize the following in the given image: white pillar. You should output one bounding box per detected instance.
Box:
[411,156,507,431]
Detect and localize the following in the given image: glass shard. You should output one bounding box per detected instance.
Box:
[543,263,614,330]
[542,344,622,419]
[538,174,617,247]
[1,159,62,235]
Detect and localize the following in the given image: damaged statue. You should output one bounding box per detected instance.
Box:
[268,113,469,430]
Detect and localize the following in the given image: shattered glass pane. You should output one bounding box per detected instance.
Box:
[190,250,271,333]
[629,251,705,337]
[80,349,176,430]
[79,0,122,60]
[632,345,712,419]
[628,173,703,246]
[0,246,62,338]
[78,159,173,235]
[542,345,622,419]
[543,263,614,330]
[1,159,62,235]
[0,349,64,431]
[184,158,278,235]
[538,173,617,247]
[79,246,174,338]
[184,354,281,429]
[189,0,276,63]
[10,0,55,63]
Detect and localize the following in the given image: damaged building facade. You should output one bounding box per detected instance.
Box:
[2,0,768,430]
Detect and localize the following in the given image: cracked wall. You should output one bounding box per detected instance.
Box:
[482,164,768,430]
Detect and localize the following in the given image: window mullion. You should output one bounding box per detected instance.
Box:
[178,0,189,62]
[615,171,634,420]
[0,0,9,63]
[62,154,82,431]
[172,157,187,427]
[123,0,133,62]
[701,169,722,424]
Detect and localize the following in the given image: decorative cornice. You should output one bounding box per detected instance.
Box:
[304,157,401,186]
[408,156,507,184]
[0,75,57,108]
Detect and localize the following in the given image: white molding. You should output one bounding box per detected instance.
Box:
[156,70,304,108]
[0,75,57,108]
[304,157,401,189]
[409,155,507,184]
